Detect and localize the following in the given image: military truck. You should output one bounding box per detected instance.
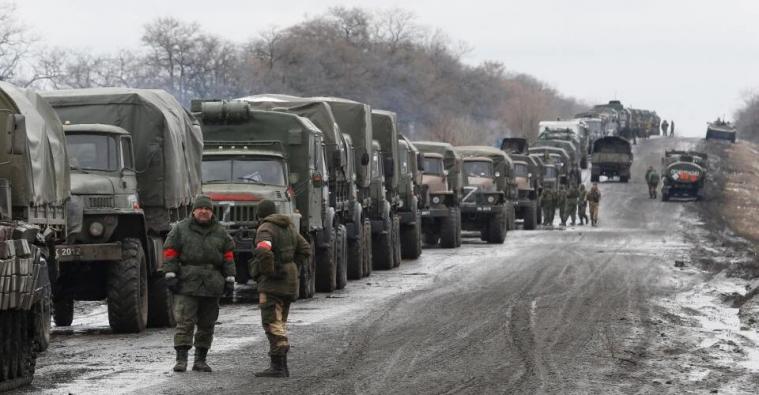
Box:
[41,88,203,332]
[537,121,589,169]
[528,146,571,186]
[535,133,582,185]
[193,100,333,298]
[456,146,515,243]
[0,81,69,390]
[500,138,543,229]
[706,119,737,143]
[590,136,633,183]
[397,135,424,259]
[660,150,708,201]
[413,141,462,248]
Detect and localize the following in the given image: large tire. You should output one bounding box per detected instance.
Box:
[362,219,372,278]
[400,214,422,259]
[107,238,148,333]
[347,222,364,280]
[372,215,394,270]
[315,228,337,293]
[32,296,51,352]
[392,216,402,268]
[523,203,538,230]
[147,276,175,328]
[299,239,316,299]
[440,208,458,248]
[487,211,508,244]
[0,310,36,391]
[52,297,73,327]
[335,225,348,290]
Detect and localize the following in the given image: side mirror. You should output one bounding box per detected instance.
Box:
[383,157,395,178]
[312,173,324,188]
[361,152,370,166]
[5,114,26,155]
[416,153,425,171]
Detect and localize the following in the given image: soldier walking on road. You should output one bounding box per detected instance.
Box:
[163,194,236,373]
[557,185,568,226]
[588,183,601,226]
[250,200,311,378]
[661,120,669,136]
[670,120,675,137]
[577,184,588,225]
[565,183,579,226]
[645,166,660,199]
[541,188,556,226]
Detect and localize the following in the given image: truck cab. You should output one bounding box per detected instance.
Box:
[414,141,463,248]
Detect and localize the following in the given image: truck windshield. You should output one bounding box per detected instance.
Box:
[463,161,492,177]
[423,157,444,175]
[514,163,529,177]
[202,157,286,185]
[66,134,119,171]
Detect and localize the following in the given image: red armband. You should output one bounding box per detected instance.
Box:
[163,248,178,259]
[256,241,272,251]
[224,251,234,261]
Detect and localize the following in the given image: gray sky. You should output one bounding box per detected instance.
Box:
[17,0,759,136]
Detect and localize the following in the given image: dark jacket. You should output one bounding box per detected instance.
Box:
[250,214,311,299]
[163,217,235,297]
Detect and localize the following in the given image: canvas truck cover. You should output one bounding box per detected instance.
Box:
[40,88,202,209]
[371,110,400,190]
[0,81,69,207]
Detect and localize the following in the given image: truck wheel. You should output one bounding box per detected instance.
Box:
[523,203,537,230]
[479,227,489,241]
[620,176,629,183]
[400,213,422,259]
[440,208,458,248]
[661,191,669,202]
[315,228,337,293]
[107,238,148,333]
[33,296,51,352]
[347,222,364,280]
[455,207,462,247]
[392,216,402,268]
[535,201,543,225]
[53,297,74,327]
[299,239,316,299]
[335,225,348,290]
[147,275,175,328]
[372,216,394,270]
[362,219,372,278]
[0,310,35,390]
[487,211,508,244]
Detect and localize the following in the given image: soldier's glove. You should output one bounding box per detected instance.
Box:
[224,276,235,296]
[165,272,180,293]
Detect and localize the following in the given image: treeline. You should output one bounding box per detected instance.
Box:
[733,93,759,143]
[2,5,583,143]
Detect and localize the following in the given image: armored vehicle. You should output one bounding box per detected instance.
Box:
[413,141,462,248]
[456,146,515,243]
[590,136,633,182]
[42,88,203,332]
[500,138,542,229]
[0,81,69,390]
[660,150,708,201]
[193,100,330,299]
[397,135,424,259]
[706,119,737,143]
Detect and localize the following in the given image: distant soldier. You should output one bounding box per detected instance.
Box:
[557,185,568,226]
[670,120,675,137]
[588,183,601,226]
[565,183,579,226]
[645,166,660,199]
[163,194,236,373]
[542,188,556,226]
[250,200,311,378]
[661,120,669,136]
[577,184,588,225]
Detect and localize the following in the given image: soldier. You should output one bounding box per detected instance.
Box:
[163,194,236,373]
[557,185,568,226]
[250,200,311,378]
[577,184,588,225]
[565,183,579,226]
[588,183,601,226]
[646,167,660,199]
[541,188,556,226]
[670,120,675,137]
[661,120,669,136]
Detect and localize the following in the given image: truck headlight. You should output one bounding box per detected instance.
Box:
[487,195,495,204]
[89,221,104,237]
[432,196,441,204]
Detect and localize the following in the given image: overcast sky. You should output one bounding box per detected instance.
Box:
[16,0,759,136]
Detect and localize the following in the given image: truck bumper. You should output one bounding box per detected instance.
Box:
[56,242,122,263]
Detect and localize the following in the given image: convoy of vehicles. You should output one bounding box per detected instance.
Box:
[590,136,633,182]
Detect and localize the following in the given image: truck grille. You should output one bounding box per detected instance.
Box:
[213,204,257,224]
[87,196,115,208]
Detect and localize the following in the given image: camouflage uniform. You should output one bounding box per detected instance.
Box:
[577,185,588,225]
[565,185,579,225]
[541,189,556,225]
[557,186,568,226]
[163,195,235,372]
[588,185,601,226]
[251,201,311,378]
[645,167,659,199]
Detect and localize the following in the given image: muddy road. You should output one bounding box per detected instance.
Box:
[13,137,759,394]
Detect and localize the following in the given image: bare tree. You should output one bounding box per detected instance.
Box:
[141,17,201,103]
[0,2,34,82]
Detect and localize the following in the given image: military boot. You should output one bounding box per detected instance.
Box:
[255,355,288,378]
[173,346,190,372]
[192,347,212,372]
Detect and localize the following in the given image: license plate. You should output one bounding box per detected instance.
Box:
[421,210,430,216]
[477,207,492,212]
[56,246,82,257]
